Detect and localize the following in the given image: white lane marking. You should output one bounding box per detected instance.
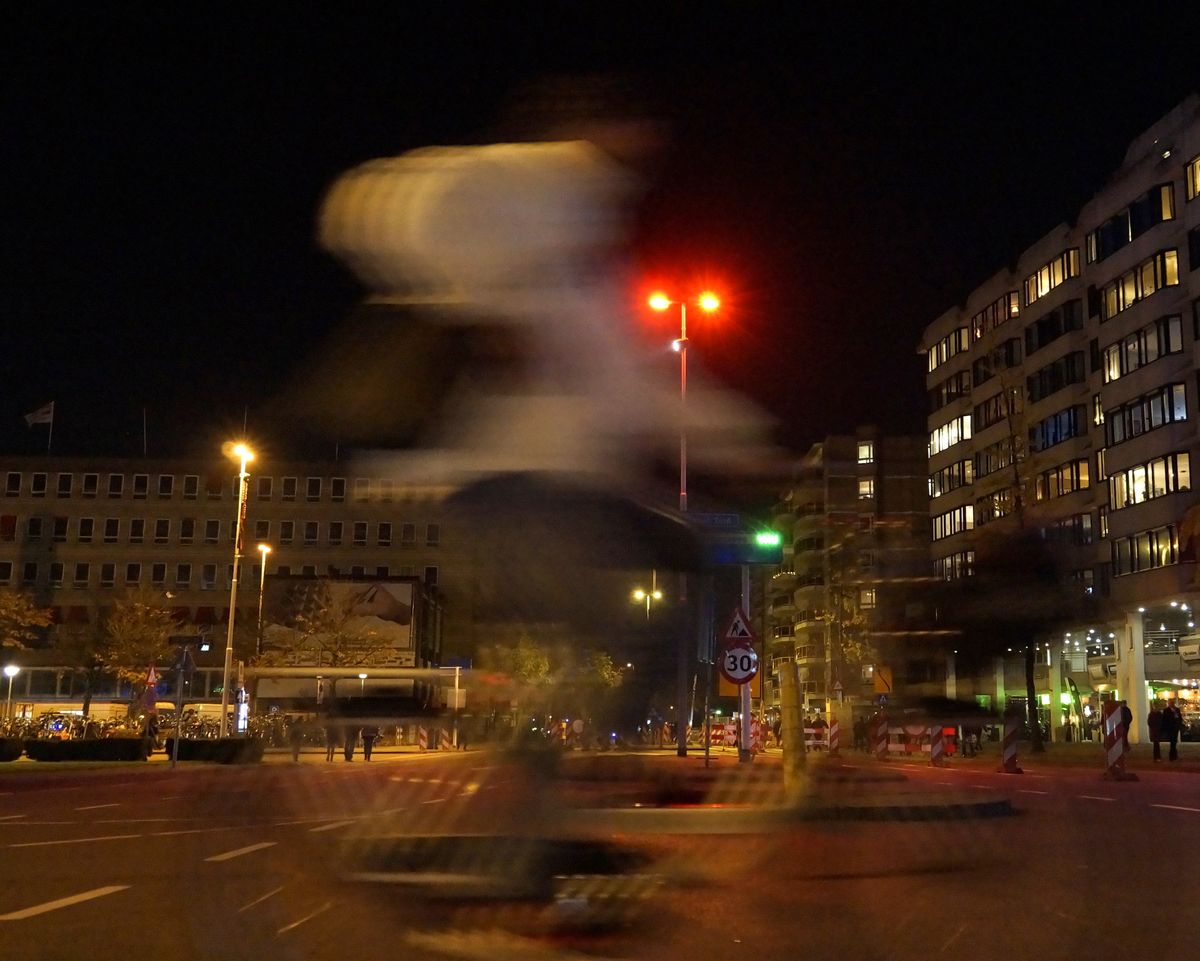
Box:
[420,798,447,805]
[373,807,408,816]
[277,901,332,935]
[204,841,277,862]
[150,827,240,837]
[0,814,28,821]
[239,886,285,912]
[937,781,953,786]
[159,796,183,800]
[969,785,992,790]
[1078,795,1115,802]
[11,833,142,848]
[1151,804,1200,813]
[309,820,356,833]
[75,803,120,811]
[1019,790,1049,795]
[0,885,130,921]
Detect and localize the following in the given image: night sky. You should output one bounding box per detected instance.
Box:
[5,7,1199,459]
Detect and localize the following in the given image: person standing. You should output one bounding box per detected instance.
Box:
[343,723,359,762]
[289,720,305,762]
[1148,701,1164,761]
[1119,702,1133,753]
[324,721,338,762]
[361,723,378,761]
[1161,699,1183,762]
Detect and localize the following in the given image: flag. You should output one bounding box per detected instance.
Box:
[24,401,54,427]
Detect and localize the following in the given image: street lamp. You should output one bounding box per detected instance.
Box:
[3,664,19,721]
[648,290,720,512]
[256,544,272,658]
[358,672,368,696]
[631,569,663,619]
[219,442,254,737]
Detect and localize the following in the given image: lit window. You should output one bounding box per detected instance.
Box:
[857,442,874,464]
[859,588,876,609]
[858,478,875,499]
[1187,154,1200,202]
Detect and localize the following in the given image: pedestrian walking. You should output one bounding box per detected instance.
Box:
[343,723,359,761]
[852,717,866,752]
[1120,702,1133,753]
[324,721,338,762]
[361,723,379,761]
[1161,699,1183,762]
[289,719,305,762]
[1148,701,1164,761]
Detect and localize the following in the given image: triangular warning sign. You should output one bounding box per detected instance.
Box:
[723,607,756,644]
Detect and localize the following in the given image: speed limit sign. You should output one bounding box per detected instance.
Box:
[719,644,759,685]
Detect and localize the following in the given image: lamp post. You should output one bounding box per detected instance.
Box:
[631,569,663,619]
[358,673,368,696]
[219,442,254,737]
[256,544,272,658]
[649,290,720,513]
[3,664,19,721]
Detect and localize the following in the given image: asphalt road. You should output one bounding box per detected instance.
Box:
[2,749,1198,960]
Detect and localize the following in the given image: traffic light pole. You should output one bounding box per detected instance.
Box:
[739,563,753,763]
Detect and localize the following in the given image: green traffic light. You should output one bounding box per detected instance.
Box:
[754,531,782,547]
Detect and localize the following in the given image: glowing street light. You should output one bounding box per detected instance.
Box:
[631,570,664,619]
[358,672,368,696]
[255,544,272,658]
[3,664,19,720]
[648,291,720,512]
[219,442,254,737]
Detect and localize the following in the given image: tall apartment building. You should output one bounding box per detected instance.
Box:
[919,95,1200,739]
[0,455,465,711]
[764,429,930,716]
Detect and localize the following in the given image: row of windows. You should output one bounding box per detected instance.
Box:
[975,487,1014,527]
[1104,383,1187,447]
[926,327,970,373]
[1098,248,1180,322]
[1,471,431,504]
[1024,249,1080,307]
[1041,512,1094,548]
[1086,183,1175,264]
[975,437,1018,480]
[1028,404,1086,454]
[928,369,971,413]
[1024,299,1083,356]
[974,388,1021,432]
[932,505,973,541]
[971,339,1022,389]
[1111,524,1178,577]
[1034,458,1090,502]
[1027,351,1086,404]
[0,516,441,549]
[1108,451,1191,510]
[929,415,972,457]
[934,551,974,580]
[971,292,1021,341]
[0,560,439,589]
[1102,314,1184,384]
[929,459,973,498]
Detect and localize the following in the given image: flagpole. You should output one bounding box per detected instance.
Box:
[47,403,54,453]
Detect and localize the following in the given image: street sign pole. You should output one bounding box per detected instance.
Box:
[739,564,753,763]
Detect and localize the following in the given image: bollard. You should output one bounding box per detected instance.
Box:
[1101,700,1139,781]
[418,726,428,752]
[997,714,1023,774]
[929,724,945,766]
[872,711,889,761]
[438,728,452,751]
[828,718,841,758]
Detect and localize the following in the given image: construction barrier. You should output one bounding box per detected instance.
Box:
[997,714,1022,774]
[417,726,428,752]
[871,712,889,761]
[1101,700,1138,781]
[750,718,765,752]
[929,724,944,766]
[827,718,841,757]
[438,728,452,751]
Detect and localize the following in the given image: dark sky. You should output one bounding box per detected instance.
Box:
[4,7,1199,458]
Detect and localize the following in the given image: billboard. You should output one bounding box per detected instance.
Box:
[261,576,417,668]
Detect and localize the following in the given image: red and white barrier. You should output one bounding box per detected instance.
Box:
[417,725,428,752]
[997,715,1022,774]
[827,718,841,757]
[438,728,452,751]
[871,712,889,761]
[1101,701,1138,781]
[929,724,945,766]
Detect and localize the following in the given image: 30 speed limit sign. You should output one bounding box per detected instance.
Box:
[719,644,759,685]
